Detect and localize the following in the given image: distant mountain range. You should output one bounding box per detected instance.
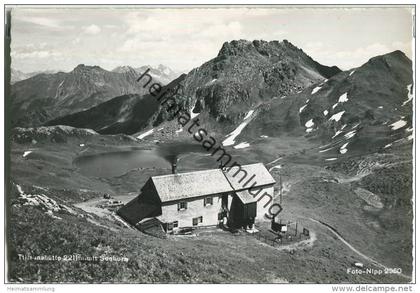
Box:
[10,68,58,84]
[11,39,413,158]
[10,64,179,127]
[46,39,341,135]
[45,74,186,135]
[112,64,179,85]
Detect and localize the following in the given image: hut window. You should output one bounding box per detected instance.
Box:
[178,201,187,211]
[173,221,178,228]
[204,196,213,206]
[192,216,203,226]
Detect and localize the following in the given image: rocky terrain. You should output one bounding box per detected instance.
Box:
[240,50,413,158]
[158,39,340,126]
[7,39,413,283]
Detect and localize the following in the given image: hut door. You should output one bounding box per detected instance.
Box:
[221,195,228,210]
[218,195,229,225]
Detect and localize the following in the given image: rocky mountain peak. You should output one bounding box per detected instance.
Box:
[217,39,265,57]
[215,39,341,79]
[369,50,411,65]
[72,64,105,73]
[361,50,412,77]
[217,39,303,58]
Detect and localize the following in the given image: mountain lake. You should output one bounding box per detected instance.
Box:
[73,142,216,178]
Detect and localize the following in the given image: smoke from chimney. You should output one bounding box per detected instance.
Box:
[172,161,177,174]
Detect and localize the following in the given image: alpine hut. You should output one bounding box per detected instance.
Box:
[117,163,276,233]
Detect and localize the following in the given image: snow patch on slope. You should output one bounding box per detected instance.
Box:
[305,119,315,133]
[329,111,345,122]
[299,105,307,113]
[190,108,200,119]
[325,158,337,161]
[344,130,357,139]
[402,84,413,106]
[311,86,322,94]
[269,165,282,172]
[338,93,348,103]
[222,110,255,146]
[234,142,250,149]
[390,120,407,130]
[243,110,254,120]
[340,142,349,154]
[305,119,314,128]
[332,130,343,139]
[137,129,154,139]
[319,146,336,153]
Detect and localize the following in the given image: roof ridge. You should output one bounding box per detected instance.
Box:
[152,168,223,180]
[149,163,274,203]
[151,163,264,180]
[221,167,236,191]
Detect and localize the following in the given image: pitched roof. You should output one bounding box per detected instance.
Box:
[117,197,161,225]
[151,168,234,203]
[236,190,257,204]
[150,163,275,203]
[223,163,276,190]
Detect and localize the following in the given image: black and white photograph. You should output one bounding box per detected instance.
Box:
[3,2,417,290]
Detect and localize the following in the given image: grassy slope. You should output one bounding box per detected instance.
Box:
[8,201,407,283]
[8,131,412,283]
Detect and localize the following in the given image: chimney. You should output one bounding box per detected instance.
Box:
[172,162,177,174]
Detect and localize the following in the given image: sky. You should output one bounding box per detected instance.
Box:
[10,6,414,74]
